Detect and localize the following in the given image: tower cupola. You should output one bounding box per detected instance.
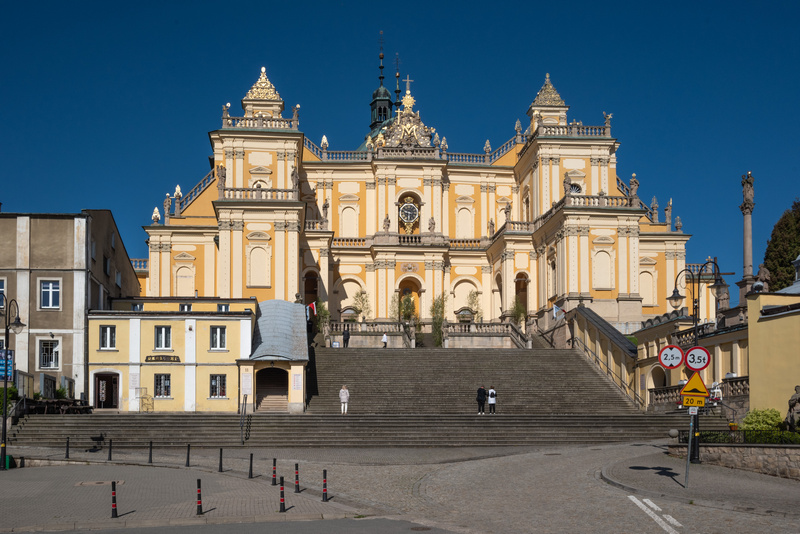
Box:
[370,44,393,130]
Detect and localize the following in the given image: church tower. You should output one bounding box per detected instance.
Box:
[369,44,393,131]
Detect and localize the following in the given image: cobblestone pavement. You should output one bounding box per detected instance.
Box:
[2,442,799,533]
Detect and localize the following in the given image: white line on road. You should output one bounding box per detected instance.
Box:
[628,496,680,534]
[663,515,683,527]
[643,498,662,511]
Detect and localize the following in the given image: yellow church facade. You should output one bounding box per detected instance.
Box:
[136,64,697,333]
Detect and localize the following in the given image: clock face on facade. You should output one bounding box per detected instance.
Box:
[399,202,419,223]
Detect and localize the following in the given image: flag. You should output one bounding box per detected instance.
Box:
[308,302,317,316]
[553,304,560,319]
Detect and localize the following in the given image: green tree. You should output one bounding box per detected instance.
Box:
[351,290,372,320]
[400,294,416,321]
[314,300,330,332]
[763,199,800,291]
[467,290,483,321]
[430,292,447,347]
[510,296,526,326]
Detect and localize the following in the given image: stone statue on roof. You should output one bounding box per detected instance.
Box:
[756,263,771,291]
[629,174,639,198]
[488,219,495,235]
[383,214,391,232]
[291,166,300,190]
[322,199,329,220]
[741,171,755,214]
[428,217,436,233]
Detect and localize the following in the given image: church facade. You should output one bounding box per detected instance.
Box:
[137,63,696,333]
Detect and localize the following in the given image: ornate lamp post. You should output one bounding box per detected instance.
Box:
[2,296,25,471]
[667,258,727,463]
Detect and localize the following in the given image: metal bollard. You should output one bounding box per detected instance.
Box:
[148,441,153,464]
[248,453,253,479]
[111,481,118,518]
[272,458,277,485]
[19,457,25,468]
[107,439,113,461]
[218,448,223,473]
[279,476,286,512]
[196,479,203,515]
[186,444,191,467]
[294,463,300,493]
[65,437,70,459]
[322,469,328,502]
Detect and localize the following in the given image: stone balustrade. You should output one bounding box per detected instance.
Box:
[648,384,682,412]
[331,237,369,248]
[222,115,297,130]
[538,124,611,138]
[220,187,297,201]
[449,238,484,250]
[131,258,148,271]
[178,169,215,213]
[304,219,328,231]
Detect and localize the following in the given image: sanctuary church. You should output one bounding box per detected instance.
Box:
[136,58,697,334]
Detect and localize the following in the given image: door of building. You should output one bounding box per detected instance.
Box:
[95,373,118,409]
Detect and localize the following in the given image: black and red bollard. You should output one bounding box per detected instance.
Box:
[111,481,118,518]
[148,441,153,464]
[108,439,113,461]
[294,463,300,493]
[322,469,328,502]
[272,458,277,485]
[248,453,253,479]
[279,476,286,512]
[218,448,223,472]
[65,437,70,459]
[196,479,203,515]
[186,444,191,467]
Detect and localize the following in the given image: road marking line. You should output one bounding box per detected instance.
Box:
[628,496,680,534]
[663,515,683,527]
[643,498,661,511]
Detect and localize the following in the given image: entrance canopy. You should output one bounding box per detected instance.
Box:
[249,300,309,362]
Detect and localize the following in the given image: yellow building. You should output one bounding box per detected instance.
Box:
[88,298,256,412]
[135,63,701,335]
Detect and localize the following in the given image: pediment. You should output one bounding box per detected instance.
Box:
[174,252,196,261]
[249,166,273,175]
[339,194,360,202]
[565,169,586,178]
[592,236,615,245]
[455,196,475,204]
[496,196,511,205]
[246,231,271,241]
[639,256,657,265]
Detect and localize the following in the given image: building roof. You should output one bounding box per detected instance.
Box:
[532,73,565,107]
[244,67,281,101]
[249,300,309,361]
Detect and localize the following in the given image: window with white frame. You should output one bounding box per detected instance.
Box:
[40,280,60,309]
[39,340,59,369]
[115,271,122,287]
[100,326,116,349]
[210,326,226,350]
[217,303,229,312]
[154,326,171,350]
[154,374,171,397]
[0,278,5,307]
[179,303,192,312]
[210,374,226,398]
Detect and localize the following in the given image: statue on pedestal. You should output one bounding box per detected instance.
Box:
[786,385,800,432]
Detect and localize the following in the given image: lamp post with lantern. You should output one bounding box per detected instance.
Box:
[2,296,26,470]
[667,258,728,463]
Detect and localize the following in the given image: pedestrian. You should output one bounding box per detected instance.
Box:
[339,385,349,415]
[342,326,350,348]
[487,385,497,414]
[476,385,487,415]
[381,332,388,348]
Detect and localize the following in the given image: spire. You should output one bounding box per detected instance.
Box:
[532,73,565,107]
[394,53,402,109]
[245,67,281,101]
[378,30,385,88]
[369,33,393,130]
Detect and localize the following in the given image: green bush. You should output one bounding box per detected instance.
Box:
[314,300,330,332]
[741,408,783,431]
[55,387,68,399]
[1,386,19,413]
[430,292,447,347]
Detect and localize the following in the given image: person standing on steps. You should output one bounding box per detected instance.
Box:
[381,332,388,348]
[339,385,350,415]
[487,385,497,414]
[342,326,350,348]
[476,385,487,415]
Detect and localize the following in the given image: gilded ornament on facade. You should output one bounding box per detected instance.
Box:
[245,67,281,100]
[532,73,565,107]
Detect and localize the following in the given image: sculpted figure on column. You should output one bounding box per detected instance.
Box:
[740,171,755,214]
[383,214,391,232]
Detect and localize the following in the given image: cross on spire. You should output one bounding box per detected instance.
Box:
[403,75,414,94]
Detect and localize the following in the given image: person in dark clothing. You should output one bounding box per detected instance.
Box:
[476,385,487,415]
[342,327,350,348]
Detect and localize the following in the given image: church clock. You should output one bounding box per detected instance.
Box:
[399,197,419,234]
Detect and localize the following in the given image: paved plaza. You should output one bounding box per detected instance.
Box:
[0,441,798,533]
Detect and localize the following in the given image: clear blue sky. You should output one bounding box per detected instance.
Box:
[3,1,799,305]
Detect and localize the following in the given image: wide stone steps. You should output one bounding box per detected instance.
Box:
[10,413,728,448]
[309,347,639,415]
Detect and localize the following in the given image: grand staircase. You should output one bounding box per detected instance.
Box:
[9,346,730,448]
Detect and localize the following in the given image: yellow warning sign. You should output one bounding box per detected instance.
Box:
[679,372,710,397]
[682,396,706,407]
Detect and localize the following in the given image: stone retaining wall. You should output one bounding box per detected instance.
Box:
[669,443,800,481]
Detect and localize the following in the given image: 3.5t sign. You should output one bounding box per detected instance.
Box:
[684,346,711,371]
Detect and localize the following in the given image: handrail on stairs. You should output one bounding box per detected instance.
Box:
[572,336,645,409]
[239,394,247,445]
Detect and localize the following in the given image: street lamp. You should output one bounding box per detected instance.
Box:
[668,258,727,464]
[2,296,25,471]
[668,259,728,345]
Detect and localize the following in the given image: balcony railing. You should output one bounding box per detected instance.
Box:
[131,259,148,271]
[220,187,298,201]
[222,115,297,130]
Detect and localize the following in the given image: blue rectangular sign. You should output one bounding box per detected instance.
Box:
[0,350,14,379]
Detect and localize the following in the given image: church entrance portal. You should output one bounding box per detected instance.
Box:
[255,367,288,412]
[94,373,118,409]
